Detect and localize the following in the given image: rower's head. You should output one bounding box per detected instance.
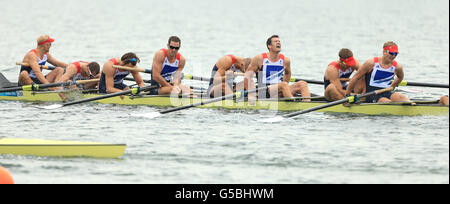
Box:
[37,35,55,52]
[339,48,356,69]
[383,41,399,61]
[121,52,140,67]
[266,35,282,52]
[87,62,100,78]
[167,36,181,57]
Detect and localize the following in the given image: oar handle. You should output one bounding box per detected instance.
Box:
[16,62,57,70]
[74,78,100,85]
[112,65,151,74]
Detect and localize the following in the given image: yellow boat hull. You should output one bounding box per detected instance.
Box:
[0,90,448,116]
[0,138,126,158]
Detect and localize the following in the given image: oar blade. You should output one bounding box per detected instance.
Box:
[259,116,285,123]
[37,104,64,110]
[133,112,163,119]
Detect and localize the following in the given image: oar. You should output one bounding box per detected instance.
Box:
[399,81,448,88]
[0,79,99,93]
[16,62,57,70]
[261,87,395,123]
[142,87,268,119]
[112,65,152,74]
[123,77,206,92]
[183,74,213,82]
[234,72,347,85]
[39,85,158,110]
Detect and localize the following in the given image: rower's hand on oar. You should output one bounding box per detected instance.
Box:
[172,85,182,94]
[58,93,67,103]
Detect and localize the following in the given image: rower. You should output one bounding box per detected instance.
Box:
[206,55,251,98]
[18,35,67,86]
[57,61,100,89]
[345,41,410,102]
[99,52,145,94]
[324,48,365,101]
[244,35,311,101]
[149,36,192,95]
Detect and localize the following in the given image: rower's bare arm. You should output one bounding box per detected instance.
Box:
[326,66,345,95]
[47,54,68,68]
[244,55,260,91]
[173,56,186,86]
[58,65,77,82]
[152,51,171,87]
[26,53,49,84]
[353,59,362,71]
[283,57,291,83]
[214,56,232,84]
[104,62,122,93]
[392,64,404,88]
[346,59,373,95]
[131,70,145,88]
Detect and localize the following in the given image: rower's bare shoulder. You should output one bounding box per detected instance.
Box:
[24,51,37,62]
[153,50,166,61]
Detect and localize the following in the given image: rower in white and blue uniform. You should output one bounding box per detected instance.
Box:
[324,48,365,101]
[345,41,410,103]
[149,36,192,95]
[243,35,311,101]
[18,35,67,86]
[99,52,145,94]
[206,55,251,98]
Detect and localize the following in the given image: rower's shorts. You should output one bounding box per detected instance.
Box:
[364,91,394,103]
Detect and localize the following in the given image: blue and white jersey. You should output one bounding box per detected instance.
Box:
[258,53,285,86]
[28,49,48,79]
[366,57,398,91]
[158,49,182,83]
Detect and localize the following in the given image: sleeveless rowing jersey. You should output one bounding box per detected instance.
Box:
[109,58,130,84]
[257,53,285,86]
[157,49,182,83]
[324,61,354,89]
[72,61,90,81]
[207,55,239,97]
[365,57,397,92]
[20,49,48,79]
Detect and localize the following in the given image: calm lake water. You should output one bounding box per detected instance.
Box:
[0,0,448,184]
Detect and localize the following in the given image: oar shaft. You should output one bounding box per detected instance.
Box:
[284,87,394,118]
[159,87,266,114]
[0,78,100,93]
[61,85,158,107]
[16,62,57,70]
[112,65,151,74]
[400,81,449,88]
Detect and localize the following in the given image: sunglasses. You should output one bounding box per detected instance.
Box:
[169,45,180,50]
[388,52,398,56]
[87,68,96,78]
[126,58,138,66]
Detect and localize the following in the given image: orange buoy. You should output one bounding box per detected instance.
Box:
[0,166,14,184]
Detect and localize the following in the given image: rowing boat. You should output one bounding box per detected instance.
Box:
[0,89,448,116]
[0,137,126,158]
